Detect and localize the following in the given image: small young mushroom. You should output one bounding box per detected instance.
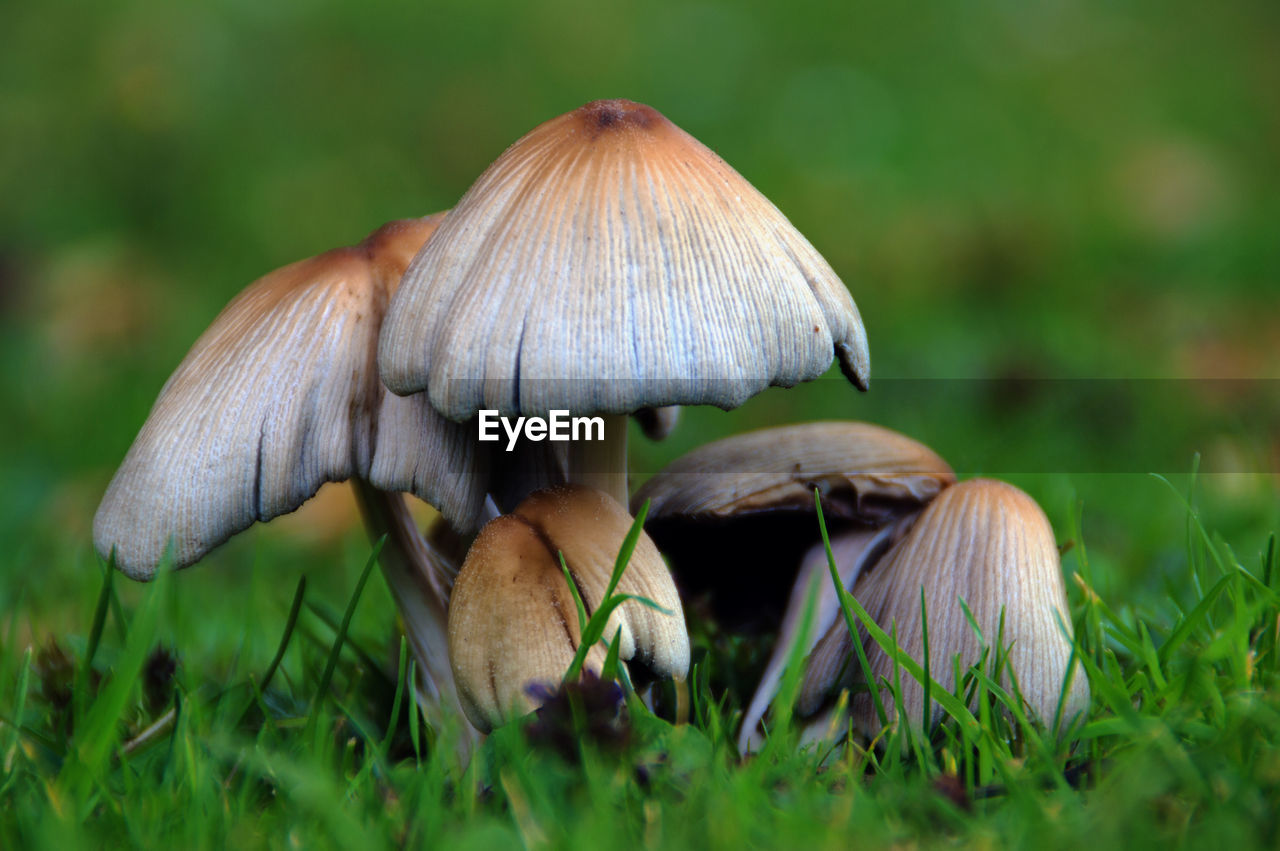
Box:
[447,484,689,732]
[379,99,870,507]
[632,421,955,752]
[93,213,488,732]
[797,478,1091,738]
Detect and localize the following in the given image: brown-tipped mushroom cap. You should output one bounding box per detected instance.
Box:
[634,421,955,523]
[447,513,610,730]
[798,478,1090,735]
[379,98,869,420]
[447,484,689,732]
[93,213,493,578]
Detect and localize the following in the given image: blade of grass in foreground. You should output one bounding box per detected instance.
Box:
[60,560,171,805]
[816,489,984,742]
[563,499,672,683]
[306,538,383,737]
[815,489,888,730]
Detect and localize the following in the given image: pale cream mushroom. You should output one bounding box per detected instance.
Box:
[379,98,870,506]
[448,484,689,732]
[93,213,489,732]
[633,421,954,752]
[798,478,1090,738]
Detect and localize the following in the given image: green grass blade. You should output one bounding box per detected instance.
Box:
[61,560,171,803]
[307,537,383,735]
[564,500,653,682]
[559,551,590,637]
[1158,571,1238,664]
[920,587,932,737]
[262,575,307,693]
[815,489,889,729]
[1,647,33,794]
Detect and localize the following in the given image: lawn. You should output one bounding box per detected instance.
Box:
[2,0,1277,847]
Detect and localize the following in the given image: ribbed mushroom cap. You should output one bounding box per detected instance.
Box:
[798,478,1090,734]
[447,484,689,731]
[447,513,609,731]
[514,485,689,675]
[634,421,954,523]
[379,98,870,419]
[94,213,493,578]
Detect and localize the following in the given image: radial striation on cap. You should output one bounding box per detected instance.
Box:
[634,421,954,522]
[379,98,870,419]
[93,214,495,578]
[447,484,689,731]
[798,478,1090,733]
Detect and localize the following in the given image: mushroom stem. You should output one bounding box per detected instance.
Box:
[565,413,629,505]
[738,524,897,754]
[351,479,479,744]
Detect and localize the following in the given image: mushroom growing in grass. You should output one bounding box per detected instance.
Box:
[94,213,498,732]
[379,98,871,506]
[632,421,955,752]
[798,478,1091,739]
[447,484,689,732]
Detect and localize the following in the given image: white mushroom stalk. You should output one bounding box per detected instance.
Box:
[350,481,457,710]
[737,523,901,753]
[565,413,629,506]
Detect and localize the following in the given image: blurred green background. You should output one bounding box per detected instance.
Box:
[1,0,1276,658]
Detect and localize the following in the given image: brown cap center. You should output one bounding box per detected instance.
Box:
[575,99,661,136]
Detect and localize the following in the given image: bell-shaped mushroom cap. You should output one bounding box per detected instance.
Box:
[447,484,689,731]
[634,421,955,523]
[798,479,1091,734]
[94,213,492,579]
[447,513,609,731]
[514,485,689,676]
[379,98,870,420]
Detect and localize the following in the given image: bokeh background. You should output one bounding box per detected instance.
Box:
[2,0,1276,662]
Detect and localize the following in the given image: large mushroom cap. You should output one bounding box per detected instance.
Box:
[379,98,870,419]
[94,213,494,578]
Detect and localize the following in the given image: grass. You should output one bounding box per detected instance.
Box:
[2,473,1277,849]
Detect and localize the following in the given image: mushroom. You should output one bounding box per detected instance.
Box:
[632,421,955,752]
[93,213,492,731]
[447,484,689,731]
[797,478,1091,738]
[379,98,871,506]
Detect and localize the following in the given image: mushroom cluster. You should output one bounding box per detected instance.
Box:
[95,98,871,738]
[95,97,1087,752]
[637,422,1090,750]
